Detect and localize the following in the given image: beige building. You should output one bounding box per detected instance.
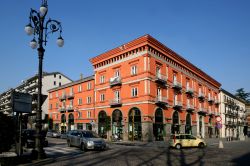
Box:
[0,72,72,120]
[219,89,246,140]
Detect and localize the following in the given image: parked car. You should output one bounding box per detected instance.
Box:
[67,130,106,151]
[21,129,48,148]
[60,131,71,139]
[169,134,206,149]
[46,130,61,138]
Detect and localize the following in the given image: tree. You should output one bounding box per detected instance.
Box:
[235,88,250,102]
[0,112,16,153]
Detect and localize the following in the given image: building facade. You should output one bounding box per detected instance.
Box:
[48,35,221,141]
[219,89,246,139]
[48,76,95,133]
[245,102,250,135]
[0,72,72,122]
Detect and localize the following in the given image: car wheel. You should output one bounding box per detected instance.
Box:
[67,140,71,147]
[81,143,85,151]
[198,142,205,148]
[175,144,182,149]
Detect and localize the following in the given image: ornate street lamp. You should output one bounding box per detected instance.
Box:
[25,0,64,159]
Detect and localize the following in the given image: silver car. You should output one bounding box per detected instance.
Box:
[67,130,106,151]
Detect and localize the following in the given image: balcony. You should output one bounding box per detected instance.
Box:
[155,74,167,85]
[172,81,182,91]
[214,99,220,105]
[155,96,168,106]
[208,97,214,103]
[185,87,194,96]
[208,110,215,116]
[109,98,122,107]
[198,92,205,101]
[110,76,122,87]
[59,106,66,112]
[67,93,74,99]
[59,94,67,101]
[66,105,74,111]
[198,108,207,115]
[173,101,183,110]
[186,104,195,112]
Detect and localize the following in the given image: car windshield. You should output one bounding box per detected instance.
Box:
[82,131,100,138]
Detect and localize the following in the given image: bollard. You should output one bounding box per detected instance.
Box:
[219,140,224,149]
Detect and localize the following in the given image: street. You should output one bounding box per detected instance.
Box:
[27,137,250,166]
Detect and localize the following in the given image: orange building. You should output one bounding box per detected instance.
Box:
[48,35,221,141]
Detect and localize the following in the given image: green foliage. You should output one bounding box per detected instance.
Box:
[0,112,16,153]
[235,88,250,102]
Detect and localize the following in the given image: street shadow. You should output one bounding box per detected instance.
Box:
[166,147,206,166]
[231,152,250,166]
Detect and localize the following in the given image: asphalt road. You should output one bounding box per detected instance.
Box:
[37,137,250,166]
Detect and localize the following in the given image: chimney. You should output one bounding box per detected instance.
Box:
[80,73,83,80]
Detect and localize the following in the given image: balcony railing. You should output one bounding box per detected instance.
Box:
[59,94,67,101]
[186,87,194,96]
[198,107,207,114]
[109,98,122,107]
[66,105,74,111]
[214,99,220,105]
[59,106,66,112]
[208,110,214,115]
[67,93,74,99]
[155,74,167,85]
[172,81,182,90]
[110,76,122,87]
[208,97,214,103]
[173,101,183,110]
[186,104,195,112]
[198,92,205,100]
[155,96,168,106]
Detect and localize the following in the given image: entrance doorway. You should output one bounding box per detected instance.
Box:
[112,109,123,140]
[153,108,164,141]
[185,113,192,134]
[171,111,180,134]
[61,114,66,134]
[68,113,74,131]
[128,108,142,141]
[98,111,107,138]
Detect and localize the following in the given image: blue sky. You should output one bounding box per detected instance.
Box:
[0,0,250,95]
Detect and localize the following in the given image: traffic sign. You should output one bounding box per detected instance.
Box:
[216,116,222,122]
[216,123,222,129]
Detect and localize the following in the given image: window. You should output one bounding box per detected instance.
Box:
[78,85,82,92]
[56,103,59,108]
[114,90,120,102]
[70,100,73,106]
[87,111,91,118]
[186,80,190,89]
[56,92,58,98]
[59,75,61,79]
[59,82,61,87]
[100,94,105,102]
[131,65,137,75]
[78,98,82,105]
[49,93,53,99]
[87,82,91,90]
[115,70,120,77]
[100,75,105,84]
[54,74,56,78]
[49,104,52,109]
[131,87,138,97]
[70,87,74,94]
[87,97,91,104]
[156,66,161,77]
[54,81,56,86]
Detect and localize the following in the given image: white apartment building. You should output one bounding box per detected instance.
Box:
[0,72,72,119]
[219,89,246,140]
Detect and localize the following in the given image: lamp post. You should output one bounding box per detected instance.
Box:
[25,0,64,160]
